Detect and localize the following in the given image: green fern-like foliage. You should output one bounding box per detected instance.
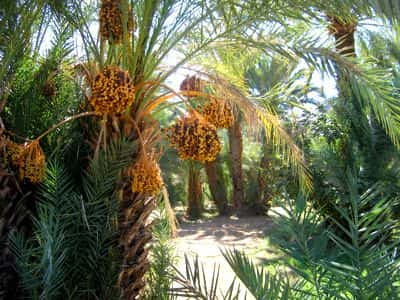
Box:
[171,254,242,300]
[227,177,400,299]
[10,162,73,299]
[11,140,136,299]
[3,23,77,147]
[144,206,177,300]
[175,175,400,299]
[223,249,293,300]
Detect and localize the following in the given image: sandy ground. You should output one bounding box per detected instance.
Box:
[172,215,275,299]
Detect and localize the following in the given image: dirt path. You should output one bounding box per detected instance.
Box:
[172,216,275,299]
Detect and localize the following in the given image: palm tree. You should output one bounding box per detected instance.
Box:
[74,1,265,298]
[227,115,245,211]
[4,1,400,298]
[245,56,298,212]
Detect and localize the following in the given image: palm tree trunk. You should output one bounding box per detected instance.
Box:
[228,118,244,212]
[204,156,228,215]
[254,139,273,214]
[329,16,356,57]
[115,117,156,300]
[119,189,156,299]
[329,16,357,164]
[186,162,203,219]
[329,16,357,98]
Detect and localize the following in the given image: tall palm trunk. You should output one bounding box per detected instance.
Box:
[204,156,228,215]
[119,190,155,299]
[329,17,357,163]
[186,162,203,219]
[254,139,273,214]
[97,115,156,299]
[317,16,358,225]
[228,117,244,212]
[115,110,162,299]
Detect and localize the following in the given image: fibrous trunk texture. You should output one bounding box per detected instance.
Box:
[204,157,228,215]
[329,16,356,58]
[228,119,244,212]
[119,190,156,299]
[187,162,203,219]
[330,16,356,161]
[113,116,157,300]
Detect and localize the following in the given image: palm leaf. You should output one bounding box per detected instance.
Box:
[171,254,242,300]
[223,249,292,300]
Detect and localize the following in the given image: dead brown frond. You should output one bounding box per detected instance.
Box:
[161,186,179,237]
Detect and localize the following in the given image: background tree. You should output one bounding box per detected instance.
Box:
[186,161,203,220]
[245,55,299,213]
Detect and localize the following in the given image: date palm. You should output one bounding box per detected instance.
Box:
[4,1,400,299]
[245,56,298,212]
[74,1,267,298]
[108,1,399,294]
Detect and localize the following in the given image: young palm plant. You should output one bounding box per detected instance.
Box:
[0,9,79,297]
[10,141,136,299]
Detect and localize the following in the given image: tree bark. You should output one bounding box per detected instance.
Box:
[329,16,356,58]
[228,118,244,212]
[204,156,228,215]
[119,190,156,300]
[116,117,157,300]
[186,162,203,219]
[254,139,273,214]
[330,17,356,163]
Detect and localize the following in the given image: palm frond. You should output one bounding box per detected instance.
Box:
[230,26,400,150]
[257,107,312,191]
[171,255,242,300]
[223,249,292,300]
[10,161,72,298]
[10,138,137,299]
[324,176,400,299]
